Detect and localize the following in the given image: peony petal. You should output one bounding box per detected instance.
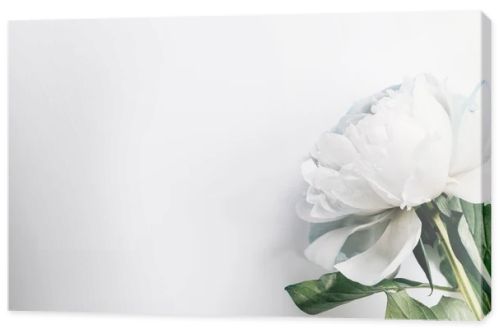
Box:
[334,209,422,285]
[335,85,399,134]
[305,212,392,270]
[301,159,338,193]
[346,116,426,206]
[327,165,392,211]
[301,159,317,185]
[411,75,450,130]
[337,210,396,260]
[296,197,356,223]
[401,132,451,208]
[420,74,453,115]
[310,165,338,192]
[311,132,358,169]
[400,75,452,207]
[342,124,402,207]
[445,159,491,204]
[305,187,323,205]
[308,210,394,243]
[449,84,490,176]
[301,158,389,215]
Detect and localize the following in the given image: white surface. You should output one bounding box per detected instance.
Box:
[8,12,485,317]
[1,0,499,333]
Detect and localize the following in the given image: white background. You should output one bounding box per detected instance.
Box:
[0,0,499,333]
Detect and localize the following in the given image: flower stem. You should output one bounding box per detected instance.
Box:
[432,212,483,320]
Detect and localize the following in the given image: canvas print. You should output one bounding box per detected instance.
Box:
[9,12,490,319]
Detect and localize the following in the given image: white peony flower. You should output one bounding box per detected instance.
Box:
[299,74,490,285]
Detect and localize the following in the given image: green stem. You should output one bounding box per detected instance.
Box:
[432,213,483,320]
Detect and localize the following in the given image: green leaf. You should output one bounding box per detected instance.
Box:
[416,198,491,317]
[385,291,475,320]
[415,204,456,288]
[483,204,491,274]
[460,200,491,276]
[457,216,490,283]
[285,272,423,315]
[434,195,452,217]
[413,238,434,292]
[443,209,491,316]
[436,242,458,288]
[425,197,492,317]
[448,196,463,213]
[460,199,481,234]
[430,296,477,320]
[385,291,437,319]
[415,206,438,246]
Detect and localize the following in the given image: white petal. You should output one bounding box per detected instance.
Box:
[334,209,422,285]
[399,76,452,207]
[411,75,449,130]
[401,132,451,207]
[420,74,453,115]
[358,169,403,207]
[347,116,426,206]
[327,165,392,211]
[296,197,354,223]
[311,132,358,169]
[337,211,396,259]
[308,210,393,243]
[310,195,339,218]
[449,87,490,176]
[305,187,323,204]
[301,160,387,216]
[305,214,391,270]
[301,159,338,193]
[310,165,338,192]
[343,124,404,206]
[301,159,317,185]
[334,91,388,133]
[445,159,491,204]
